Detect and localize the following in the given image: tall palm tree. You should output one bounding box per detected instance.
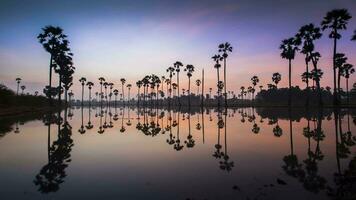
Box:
[272,73,282,89]
[280,37,299,106]
[321,9,352,105]
[136,80,143,106]
[251,75,259,100]
[98,77,105,106]
[218,42,233,107]
[166,66,175,106]
[120,78,126,104]
[127,84,132,103]
[86,81,94,106]
[295,24,322,106]
[15,78,21,95]
[103,82,109,106]
[37,26,69,104]
[196,79,201,96]
[20,85,26,95]
[108,83,114,106]
[184,64,195,107]
[212,54,223,107]
[79,77,86,105]
[174,61,183,106]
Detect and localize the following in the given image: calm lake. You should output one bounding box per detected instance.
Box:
[0,106,355,200]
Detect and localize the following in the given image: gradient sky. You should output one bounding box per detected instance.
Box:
[0,0,355,98]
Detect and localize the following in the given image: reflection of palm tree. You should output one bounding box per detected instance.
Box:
[78,106,86,134]
[184,113,195,148]
[86,107,94,130]
[321,9,351,105]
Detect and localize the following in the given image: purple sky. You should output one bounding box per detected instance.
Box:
[0,0,355,98]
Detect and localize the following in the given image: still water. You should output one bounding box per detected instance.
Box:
[0,106,355,200]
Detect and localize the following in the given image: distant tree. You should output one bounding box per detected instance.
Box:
[79,77,86,105]
[98,77,105,106]
[251,75,259,100]
[113,89,119,107]
[15,78,21,95]
[240,86,245,100]
[272,73,282,88]
[174,61,183,106]
[166,66,175,105]
[120,78,126,104]
[321,9,352,105]
[20,85,26,95]
[340,62,354,104]
[86,81,94,105]
[136,80,143,105]
[184,64,195,107]
[196,79,201,96]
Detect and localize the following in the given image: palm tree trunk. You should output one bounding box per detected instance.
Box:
[49,55,53,105]
[81,85,84,105]
[58,76,62,105]
[346,78,349,105]
[288,59,292,107]
[188,77,191,108]
[201,69,204,107]
[224,58,227,107]
[217,68,220,108]
[65,89,68,106]
[333,34,338,105]
[338,70,341,104]
[305,57,310,107]
[89,88,92,107]
[177,73,181,107]
[122,84,125,106]
[16,83,19,96]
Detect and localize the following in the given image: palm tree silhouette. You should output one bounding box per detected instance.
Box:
[209,87,212,99]
[37,26,69,105]
[296,23,323,106]
[86,81,94,106]
[15,78,21,95]
[272,72,281,89]
[20,85,26,95]
[120,78,126,105]
[251,75,259,101]
[98,77,105,107]
[174,61,183,106]
[113,89,119,107]
[166,66,175,106]
[340,62,354,105]
[280,37,299,106]
[79,77,86,105]
[127,84,132,104]
[184,64,195,108]
[108,82,114,106]
[321,9,352,105]
[103,82,109,106]
[218,42,233,107]
[196,79,201,97]
[240,86,245,101]
[136,80,143,106]
[212,54,223,107]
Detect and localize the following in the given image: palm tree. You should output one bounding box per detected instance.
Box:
[120,78,126,104]
[335,53,347,102]
[86,81,94,106]
[37,26,69,104]
[79,77,86,105]
[127,84,132,103]
[321,9,352,105]
[136,80,143,106]
[272,73,282,88]
[212,54,223,107]
[103,82,109,105]
[15,78,21,95]
[184,64,195,107]
[174,61,183,106]
[280,37,299,106]
[196,79,201,97]
[98,77,105,106]
[340,62,354,105]
[296,24,322,106]
[251,75,259,100]
[218,42,233,107]
[166,66,175,106]
[108,82,114,106]
[113,89,119,107]
[20,85,26,95]
[240,86,245,101]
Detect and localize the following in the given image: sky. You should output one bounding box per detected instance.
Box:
[0,0,355,99]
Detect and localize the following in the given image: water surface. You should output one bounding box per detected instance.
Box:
[0,106,355,200]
